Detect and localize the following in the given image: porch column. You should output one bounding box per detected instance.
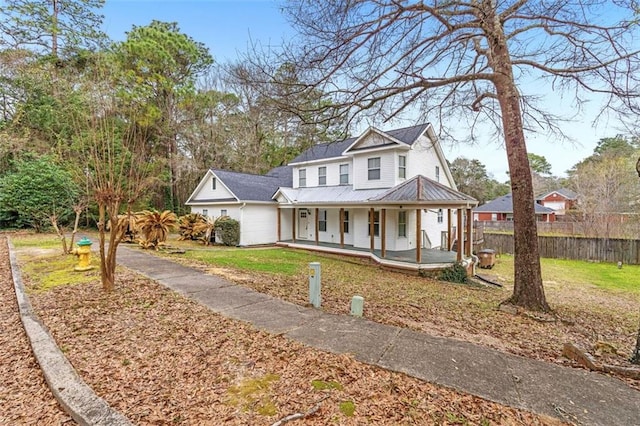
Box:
[292,209,296,243]
[457,208,463,262]
[277,208,281,241]
[381,209,386,258]
[339,208,345,248]
[315,207,319,245]
[465,208,472,257]
[416,208,422,264]
[369,208,375,252]
[447,209,453,251]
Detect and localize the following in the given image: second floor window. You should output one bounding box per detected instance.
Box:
[211,178,216,190]
[339,164,349,185]
[398,211,407,237]
[319,209,327,232]
[368,157,381,180]
[299,169,307,187]
[398,155,406,179]
[318,166,327,186]
[435,165,440,182]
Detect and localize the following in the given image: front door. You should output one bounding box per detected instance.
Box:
[298,209,309,239]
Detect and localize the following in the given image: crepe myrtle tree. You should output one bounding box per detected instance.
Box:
[254,0,640,311]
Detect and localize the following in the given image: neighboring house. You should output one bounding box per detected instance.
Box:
[186,123,478,270]
[535,188,578,215]
[474,193,556,222]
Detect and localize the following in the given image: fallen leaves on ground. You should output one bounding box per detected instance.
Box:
[0,237,73,425]
[10,239,564,425]
[160,245,640,390]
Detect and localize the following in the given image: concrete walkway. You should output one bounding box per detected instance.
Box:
[116,247,640,426]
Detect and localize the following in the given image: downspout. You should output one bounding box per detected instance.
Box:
[239,202,246,246]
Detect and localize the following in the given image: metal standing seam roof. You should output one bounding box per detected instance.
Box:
[371,175,478,205]
[289,123,431,164]
[474,193,556,214]
[277,186,388,204]
[276,176,476,206]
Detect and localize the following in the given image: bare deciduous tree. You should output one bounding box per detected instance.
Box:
[259,0,640,311]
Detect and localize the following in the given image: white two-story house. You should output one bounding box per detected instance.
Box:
[186,123,478,271]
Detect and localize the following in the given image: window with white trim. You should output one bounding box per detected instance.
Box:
[211,178,216,190]
[368,157,381,180]
[202,209,208,217]
[318,166,327,186]
[342,210,350,233]
[398,155,406,179]
[398,211,407,237]
[435,165,440,182]
[367,210,380,236]
[319,209,327,232]
[221,209,227,217]
[339,164,349,185]
[437,209,443,223]
[299,169,307,187]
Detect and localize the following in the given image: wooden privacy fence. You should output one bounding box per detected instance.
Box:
[483,233,640,265]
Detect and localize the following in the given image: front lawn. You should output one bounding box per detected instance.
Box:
[162,240,640,380]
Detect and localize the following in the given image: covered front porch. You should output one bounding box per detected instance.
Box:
[274,176,478,272]
[277,238,459,271]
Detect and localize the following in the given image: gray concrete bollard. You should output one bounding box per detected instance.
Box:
[350,295,364,317]
[309,262,321,308]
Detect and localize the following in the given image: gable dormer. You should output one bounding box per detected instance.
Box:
[342,127,410,155]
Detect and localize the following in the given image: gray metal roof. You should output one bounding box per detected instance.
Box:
[210,166,293,202]
[535,187,578,201]
[277,186,388,204]
[475,193,556,214]
[289,123,430,164]
[371,175,477,205]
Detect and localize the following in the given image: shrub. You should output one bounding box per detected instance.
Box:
[178,213,204,240]
[438,262,468,284]
[214,216,240,246]
[136,210,178,249]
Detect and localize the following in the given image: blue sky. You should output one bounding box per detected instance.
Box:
[101,0,627,180]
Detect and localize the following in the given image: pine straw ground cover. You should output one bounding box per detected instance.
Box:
[9,236,563,425]
[158,241,640,389]
[0,237,72,425]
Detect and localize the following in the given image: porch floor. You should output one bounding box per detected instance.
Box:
[277,239,460,270]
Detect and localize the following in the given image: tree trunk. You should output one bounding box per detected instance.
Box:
[486,4,549,312]
[631,318,640,365]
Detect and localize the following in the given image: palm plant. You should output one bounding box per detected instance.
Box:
[135,210,178,249]
[178,213,204,241]
[193,215,218,245]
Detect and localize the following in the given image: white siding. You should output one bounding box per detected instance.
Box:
[293,160,352,188]
[239,204,278,246]
[352,151,396,190]
[406,134,452,187]
[192,172,236,201]
[279,208,294,241]
[190,204,239,219]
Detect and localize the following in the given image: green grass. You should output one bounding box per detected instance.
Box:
[11,233,62,249]
[488,254,640,293]
[179,247,329,276]
[20,254,100,292]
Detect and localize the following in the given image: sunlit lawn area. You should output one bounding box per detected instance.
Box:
[10,232,640,369]
[481,254,640,294]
